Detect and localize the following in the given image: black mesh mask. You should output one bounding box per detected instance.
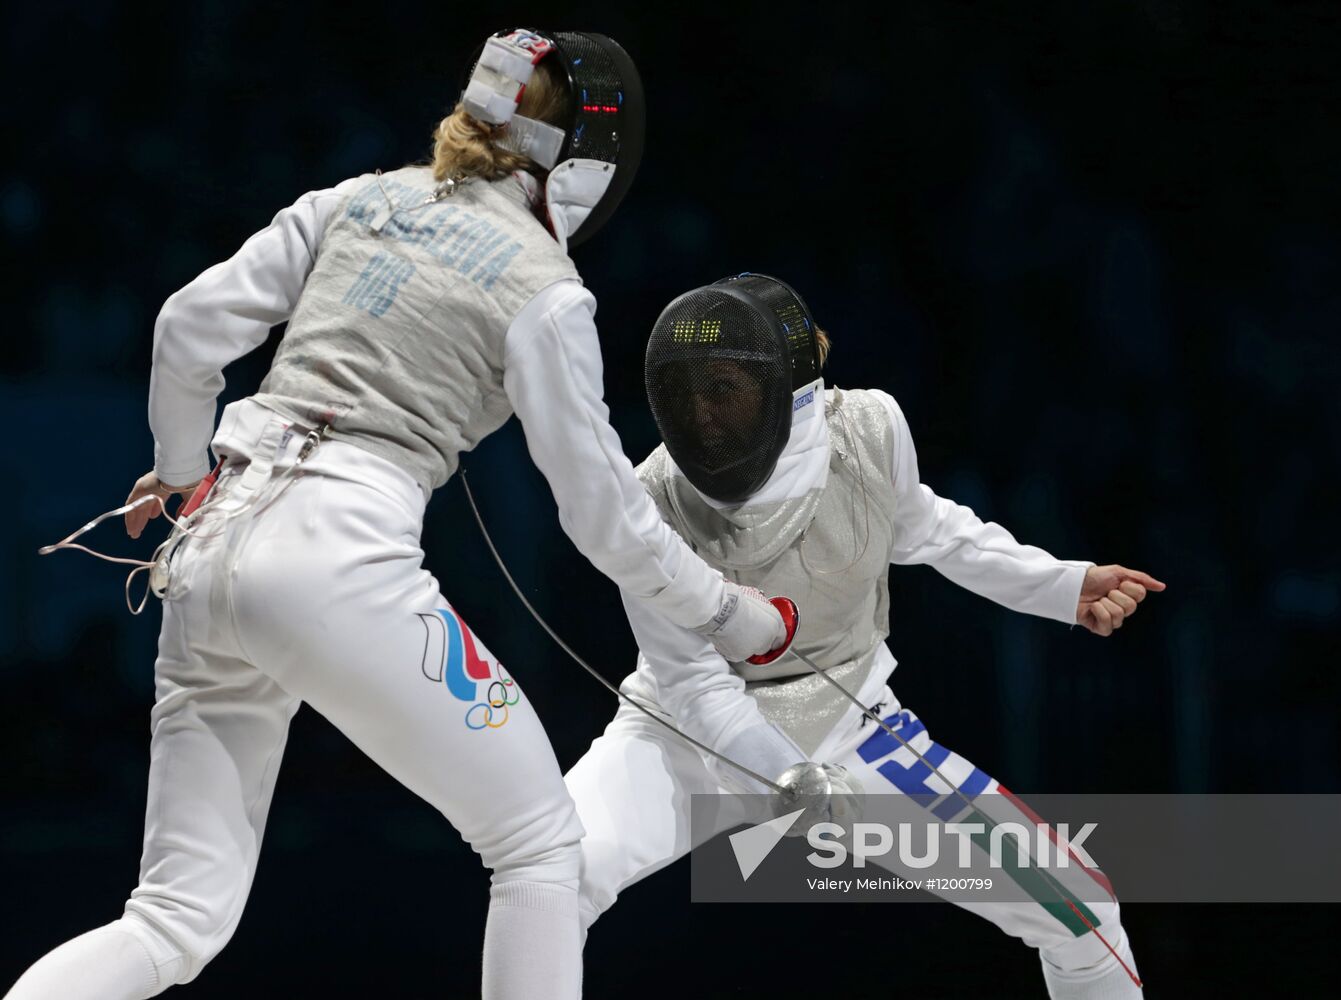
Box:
[546,32,645,245]
[463,29,645,246]
[645,274,822,504]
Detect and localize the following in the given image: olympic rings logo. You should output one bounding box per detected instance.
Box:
[417,608,519,731]
[464,665,520,730]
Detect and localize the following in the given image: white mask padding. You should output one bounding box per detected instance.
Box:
[545,159,616,250]
[493,114,566,169]
[462,36,540,125]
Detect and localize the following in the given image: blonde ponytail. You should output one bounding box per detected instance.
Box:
[431,59,568,183]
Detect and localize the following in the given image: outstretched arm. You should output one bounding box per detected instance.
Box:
[504,281,791,661]
[877,390,1090,624]
[875,390,1165,630]
[620,589,803,794]
[503,280,726,629]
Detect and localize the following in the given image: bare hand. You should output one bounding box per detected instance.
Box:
[125,471,199,539]
[1076,564,1166,637]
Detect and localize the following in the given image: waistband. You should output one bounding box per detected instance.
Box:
[211,397,427,519]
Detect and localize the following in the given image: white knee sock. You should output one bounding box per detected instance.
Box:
[4,922,163,1000]
[1041,926,1143,999]
[482,881,581,1000]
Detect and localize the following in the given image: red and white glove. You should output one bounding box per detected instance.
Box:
[694,582,788,662]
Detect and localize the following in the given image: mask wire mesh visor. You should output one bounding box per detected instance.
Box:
[646,278,818,504]
[715,273,822,389]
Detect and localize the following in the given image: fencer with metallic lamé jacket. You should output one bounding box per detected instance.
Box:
[148,167,727,630]
[619,385,1091,772]
[637,387,898,754]
[252,166,578,494]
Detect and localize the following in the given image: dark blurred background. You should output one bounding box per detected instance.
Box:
[2,0,1337,996]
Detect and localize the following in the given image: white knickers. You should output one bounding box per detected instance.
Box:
[118,401,583,983]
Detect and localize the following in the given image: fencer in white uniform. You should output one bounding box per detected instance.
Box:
[5,34,789,1000]
[566,274,1165,999]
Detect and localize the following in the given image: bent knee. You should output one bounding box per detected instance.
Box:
[574,836,631,932]
[484,790,586,888]
[1040,899,1123,972]
[491,837,582,891]
[122,889,245,986]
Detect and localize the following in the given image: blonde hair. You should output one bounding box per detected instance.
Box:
[431,59,569,183]
[815,326,832,368]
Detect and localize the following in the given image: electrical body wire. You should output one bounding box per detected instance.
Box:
[39,429,323,613]
[460,471,786,795]
[462,468,1139,989]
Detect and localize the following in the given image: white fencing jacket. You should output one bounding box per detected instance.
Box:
[146,171,724,630]
[618,387,1091,790]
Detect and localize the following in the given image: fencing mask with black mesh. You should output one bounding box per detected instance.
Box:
[645,274,823,505]
[462,28,645,248]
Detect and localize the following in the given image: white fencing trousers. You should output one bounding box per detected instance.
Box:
[6,426,584,1000]
[566,691,1139,999]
